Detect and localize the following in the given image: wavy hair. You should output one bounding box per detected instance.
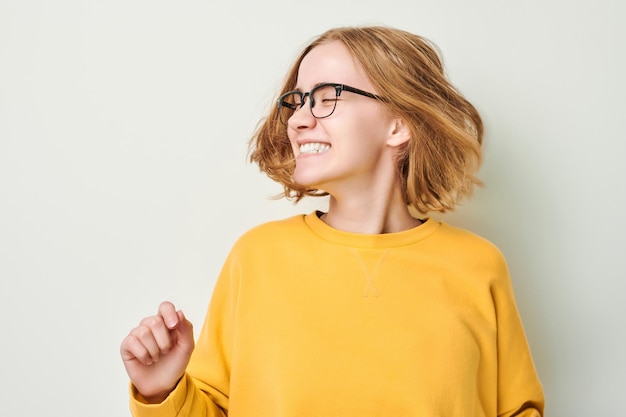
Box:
[249,26,483,213]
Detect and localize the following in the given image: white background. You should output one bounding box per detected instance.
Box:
[1,1,624,416]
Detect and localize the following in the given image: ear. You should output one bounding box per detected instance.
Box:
[386,117,411,147]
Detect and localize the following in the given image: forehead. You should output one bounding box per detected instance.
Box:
[296,41,372,90]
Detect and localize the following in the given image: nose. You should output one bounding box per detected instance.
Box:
[287,94,316,130]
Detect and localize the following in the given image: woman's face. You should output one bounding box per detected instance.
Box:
[287,41,399,197]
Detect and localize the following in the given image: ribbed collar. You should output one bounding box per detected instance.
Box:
[303,211,441,249]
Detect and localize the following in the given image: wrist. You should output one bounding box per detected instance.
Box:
[133,378,181,405]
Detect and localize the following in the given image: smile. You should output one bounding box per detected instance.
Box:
[299,143,331,154]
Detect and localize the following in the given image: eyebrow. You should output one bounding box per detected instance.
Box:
[293,82,333,92]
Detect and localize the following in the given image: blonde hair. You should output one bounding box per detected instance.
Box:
[249,26,483,213]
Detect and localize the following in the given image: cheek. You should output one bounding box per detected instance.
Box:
[336,114,389,146]
[338,104,390,135]
[287,130,298,154]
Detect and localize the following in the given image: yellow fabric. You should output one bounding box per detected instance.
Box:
[130,212,544,416]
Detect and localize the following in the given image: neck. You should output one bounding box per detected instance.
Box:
[321,180,422,234]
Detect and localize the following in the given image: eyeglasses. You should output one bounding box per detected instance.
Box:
[276,83,382,125]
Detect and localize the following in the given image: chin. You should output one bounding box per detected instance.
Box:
[292,173,324,190]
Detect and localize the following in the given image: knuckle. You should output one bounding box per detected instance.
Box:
[140,315,162,328]
[160,338,173,352]
[121,336,149,363]
[136,350,152,364]
[120,335,134,354]
[134,325,153,339]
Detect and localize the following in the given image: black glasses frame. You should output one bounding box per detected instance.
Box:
[276,83,383,125]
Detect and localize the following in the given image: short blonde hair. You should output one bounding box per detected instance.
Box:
[249,26,483,213]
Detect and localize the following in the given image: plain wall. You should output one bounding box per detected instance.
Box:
[1,1,624,415]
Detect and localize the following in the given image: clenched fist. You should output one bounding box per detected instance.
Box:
[120,301,195,403]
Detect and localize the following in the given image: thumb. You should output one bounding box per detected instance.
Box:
[174,310,195,352]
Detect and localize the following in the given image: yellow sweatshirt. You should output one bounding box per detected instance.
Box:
[130,212,544,417]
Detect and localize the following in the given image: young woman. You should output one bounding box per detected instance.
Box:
[121,26,544,417]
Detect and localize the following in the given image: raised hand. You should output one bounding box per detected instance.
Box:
[120,301,195,403]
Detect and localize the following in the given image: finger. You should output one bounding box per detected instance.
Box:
[121,334,155,366]
[132,324,164,363]
[158,301,179,329]
[138,316,174,358]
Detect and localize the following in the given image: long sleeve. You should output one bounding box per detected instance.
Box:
[126,214,546,417]
[129,373,225,417]
[184,246,243,412]
[491,259,544,416]
[128,250,241,417]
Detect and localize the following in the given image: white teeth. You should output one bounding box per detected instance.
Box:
[299,143,331,154]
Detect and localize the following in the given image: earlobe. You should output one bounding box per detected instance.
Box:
[386,118,411,147]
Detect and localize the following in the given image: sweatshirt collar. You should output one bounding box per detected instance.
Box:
[303,211,440,249]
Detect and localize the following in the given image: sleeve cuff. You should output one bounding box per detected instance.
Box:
[129,374,190,417]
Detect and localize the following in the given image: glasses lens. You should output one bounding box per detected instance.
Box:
[278,92,302,124]
[311,85,339,119]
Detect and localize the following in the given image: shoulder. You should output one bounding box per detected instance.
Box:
[217,214,312,274]
[241,214,306,239]
[425,221,517,293]
[433,221,501,252]
[433,221,508,270]
[229,214,309,253]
